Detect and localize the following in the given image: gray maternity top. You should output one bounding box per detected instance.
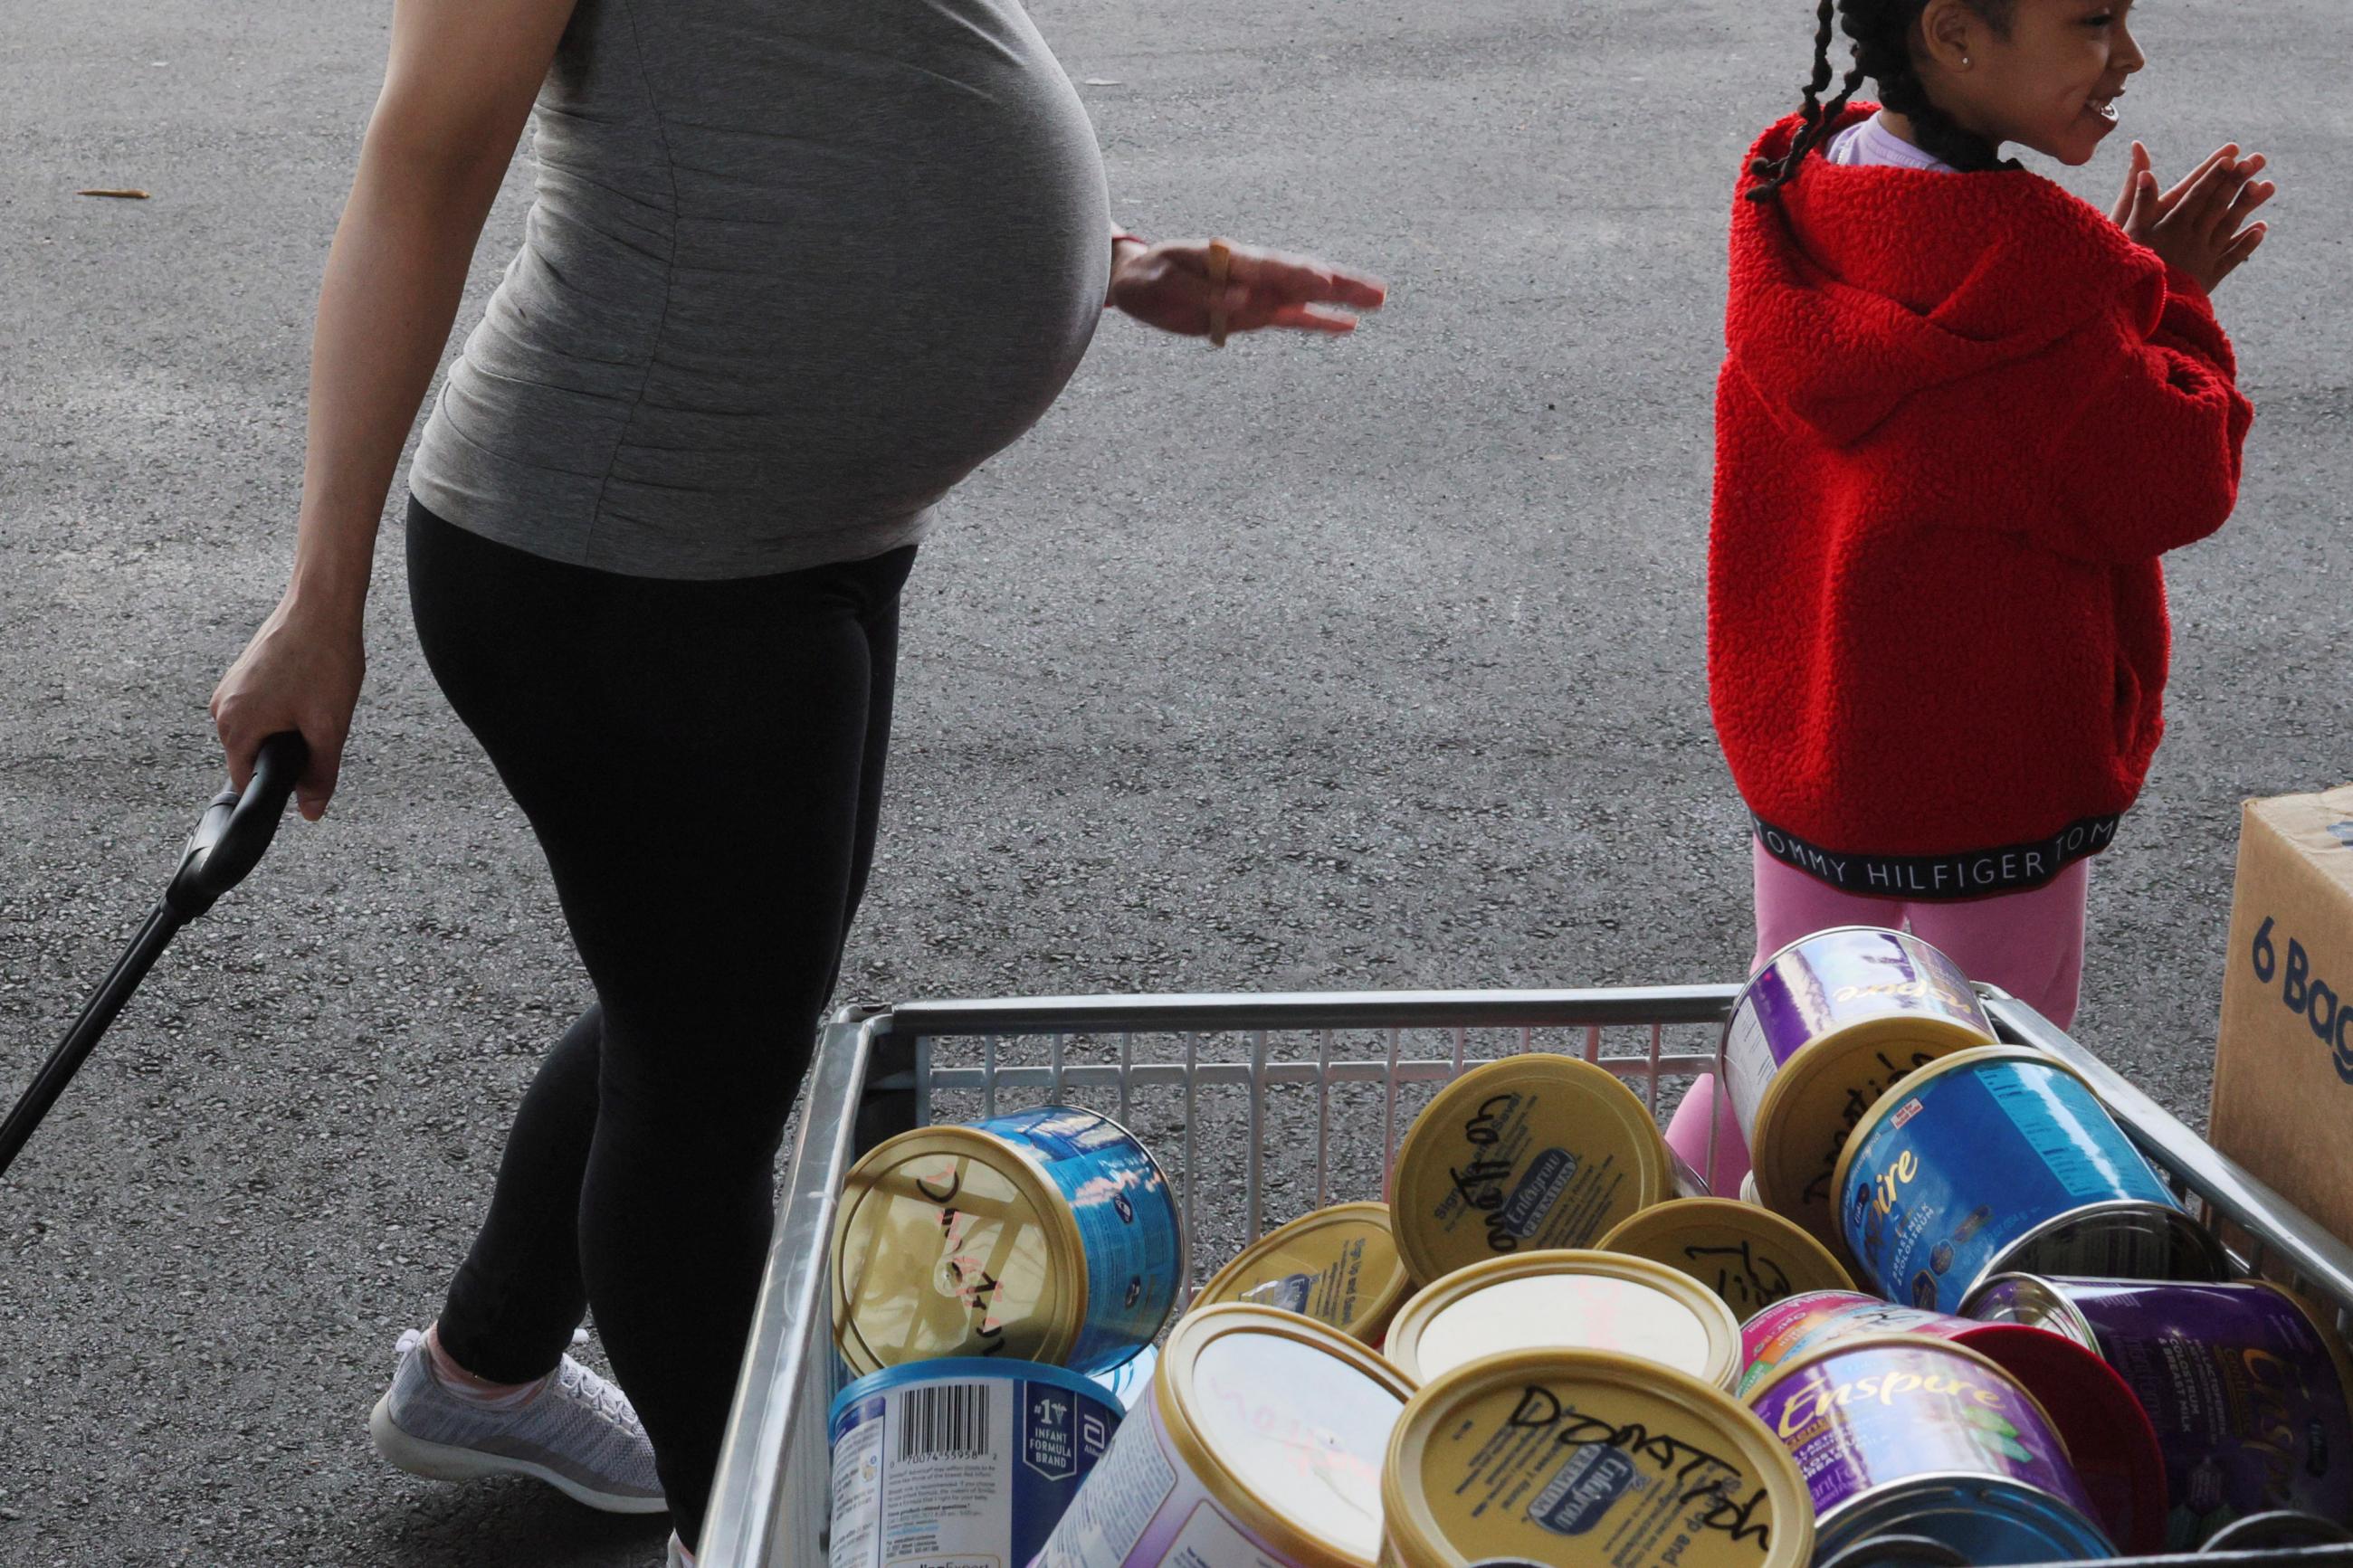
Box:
[409,0,1110,579]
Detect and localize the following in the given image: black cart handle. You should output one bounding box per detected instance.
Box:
[165,731,310,919]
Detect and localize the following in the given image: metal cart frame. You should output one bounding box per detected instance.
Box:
[700,985,2353,1568]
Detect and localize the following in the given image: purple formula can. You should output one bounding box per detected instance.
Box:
[1965,1274,2353,1548]
[1721,927,1999,1251]
[1745,1333,2114,1565]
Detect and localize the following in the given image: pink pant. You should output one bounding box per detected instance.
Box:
[1667,842,2093,1191]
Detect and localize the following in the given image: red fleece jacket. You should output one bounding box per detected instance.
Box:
[1709,107,2253,900]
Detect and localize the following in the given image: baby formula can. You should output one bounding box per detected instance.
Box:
[1381,1347,1813,1568]
[1734,1290,2166,1552]
[2198,1510,2353,1552]
[1813,1541,1967,1568]
[827,1358,1120,1568]
[1034,1303,1413,1568]
[1382,1250,1741,1391]
[1965,1273,2353,1547]
[1090,1344,1157,1412]
[832,1104,1185,1376]
[1745,1333,2114,1564]
[1834,1046,2221,1315]
[1195,1202,1413,1346]
[1722,927,1997,1251]
[1391,1054,1672,1286]
[1597,1197,1855,1318]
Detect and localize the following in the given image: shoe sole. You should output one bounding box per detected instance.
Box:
[369,1390,668,1516]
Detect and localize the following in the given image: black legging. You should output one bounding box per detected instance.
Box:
[405,498,914,1543]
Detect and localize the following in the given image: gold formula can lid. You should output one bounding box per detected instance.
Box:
[1597,1199,1856,1319]
[1158,1303,1416,1567]
[1748,1020,1992,1255]
[1392,1055,1670,1287]
[1383,1346,1812,1568]
[1196,1202,1413,1345]
[831,1125,1086,1376]
[1383,1250,1742,1391]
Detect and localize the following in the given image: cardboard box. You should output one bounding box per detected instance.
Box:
[2208,784,2353,1248]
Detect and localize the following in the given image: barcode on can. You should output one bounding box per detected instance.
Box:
[896,1383,991,1462]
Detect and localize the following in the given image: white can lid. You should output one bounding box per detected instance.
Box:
[1168,1307,1409,1560]
[1416,1271,1717,1383]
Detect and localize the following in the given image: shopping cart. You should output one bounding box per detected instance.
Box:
[700,985,2353,1568]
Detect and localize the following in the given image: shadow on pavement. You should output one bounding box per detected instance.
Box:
[367,1483,672,1568]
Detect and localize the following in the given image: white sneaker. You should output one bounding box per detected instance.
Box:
[369,1327,665,1514]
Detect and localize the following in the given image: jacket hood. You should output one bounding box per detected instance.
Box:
[1728,106,2169,445]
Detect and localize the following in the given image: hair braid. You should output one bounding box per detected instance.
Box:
[1749,0,1843,189]
[1748,0,2019,203]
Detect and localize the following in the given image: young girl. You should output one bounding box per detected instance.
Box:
[1670,0,2272,1186]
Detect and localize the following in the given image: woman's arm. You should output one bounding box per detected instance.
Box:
[1108,233,1386,339]
[1109,223,1150,304]
[211,0,576,816]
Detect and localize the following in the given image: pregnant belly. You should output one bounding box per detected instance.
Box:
[624,52,1109,511]
[468,0,1113,518]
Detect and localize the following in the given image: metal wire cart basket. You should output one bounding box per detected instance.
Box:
[700,985,2353,1568]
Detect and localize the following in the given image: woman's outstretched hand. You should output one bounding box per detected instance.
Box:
[1110,238,1386,340]
[2111,140,2274,295]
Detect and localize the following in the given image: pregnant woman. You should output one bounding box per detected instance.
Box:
[205,1,1382,1560]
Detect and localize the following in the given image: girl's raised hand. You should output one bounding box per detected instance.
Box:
[1110,238,1386,341]
[2112,140,2276,294]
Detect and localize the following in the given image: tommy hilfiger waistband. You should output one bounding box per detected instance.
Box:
[1750,813,2120,900]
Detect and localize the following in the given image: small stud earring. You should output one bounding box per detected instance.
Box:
[1962,54,1974,67]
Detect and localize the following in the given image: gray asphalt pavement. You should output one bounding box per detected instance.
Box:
[4,1,2348,1563]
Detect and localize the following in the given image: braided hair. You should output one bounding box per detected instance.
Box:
[1748,0,2018,202]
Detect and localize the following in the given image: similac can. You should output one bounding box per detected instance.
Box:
[1734,1290,2166,1553]
[1812,1537,1967,1567]
[1382,1250,1742,1391]
[1034,1304,1413,1568]
[1597,1198,1856,1318]
[1091,1344,1158,1412]
[1381,1347,1813,1568]
[832,1105,1184,1376]
[1195,1202,1413,1346]
[1722,928,1997,1251]
[827,1358,1121,1568]
[1745,1333,2115,1564]
[1390,1055,1672,1286]
[2199,1510,2353,1552]
[1834,1047,2222,1315]
[1965,1274,2353,1547]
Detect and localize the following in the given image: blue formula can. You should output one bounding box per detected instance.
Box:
[832,1105,1186,1377]
[1834,1047,2221,1315]
[828,1358,1121,1568]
